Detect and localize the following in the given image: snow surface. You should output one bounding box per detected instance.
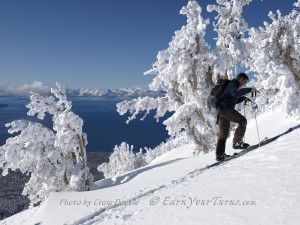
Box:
[1,107,300,225]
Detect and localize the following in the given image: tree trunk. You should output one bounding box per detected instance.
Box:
[186,117,209,153]
[190,34,200,93]
[283,45,300,91]
[205,66,214,88]
[63,169,69,186]
[77,134,89,189]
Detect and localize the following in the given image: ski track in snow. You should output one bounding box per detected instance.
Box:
[70,163,216,224]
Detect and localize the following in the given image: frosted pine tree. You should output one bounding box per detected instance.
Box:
[207,0,252,79]
[247,0,300,116]
[0,121,61,205]
[97,142,137,178]
[117,0,216,154]
[0,83,93,206]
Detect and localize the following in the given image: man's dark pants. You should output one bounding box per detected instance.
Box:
[216,109,247,156]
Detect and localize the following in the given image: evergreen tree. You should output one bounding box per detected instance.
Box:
[0,83,93,206]
[207,0,252,79]
[247,0,300,116]
[117,0,216,153]
[98,142,137,178]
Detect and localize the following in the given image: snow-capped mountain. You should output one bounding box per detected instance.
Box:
[2,107,299,225]
[0,81,165,100]
[68,88,165,99]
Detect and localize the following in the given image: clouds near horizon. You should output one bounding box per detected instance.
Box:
[0,81,51,96]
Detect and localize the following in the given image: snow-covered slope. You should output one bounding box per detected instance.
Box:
[1,108,300,225]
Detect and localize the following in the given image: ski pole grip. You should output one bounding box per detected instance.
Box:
[251,90,257,97]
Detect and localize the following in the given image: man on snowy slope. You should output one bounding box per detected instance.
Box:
[216,73,258,161]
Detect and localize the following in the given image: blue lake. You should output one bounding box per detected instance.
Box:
[0,96,170,152]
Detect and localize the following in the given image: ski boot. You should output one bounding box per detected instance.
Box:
[232,141,250,149]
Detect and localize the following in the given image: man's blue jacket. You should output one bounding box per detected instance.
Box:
[219,79,252,110]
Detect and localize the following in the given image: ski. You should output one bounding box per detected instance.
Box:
[206,139,270,168]
[205,126,297,169]
[236,137,269,156]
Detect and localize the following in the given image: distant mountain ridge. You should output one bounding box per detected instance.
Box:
[0,86,165,100]
[68,87,165,99]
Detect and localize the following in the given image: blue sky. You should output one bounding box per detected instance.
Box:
[0,0,297,89]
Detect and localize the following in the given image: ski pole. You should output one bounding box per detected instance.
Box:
[251,92,261,146]
[243,100,247,143]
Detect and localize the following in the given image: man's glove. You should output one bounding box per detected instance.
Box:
[244,97,252,105]
[245,97,252,102]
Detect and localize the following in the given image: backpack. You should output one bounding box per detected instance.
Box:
[206,78,230,108]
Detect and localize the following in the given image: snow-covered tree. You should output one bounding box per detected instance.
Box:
[247,1,300,116]
[207,0,252,79]
[117,0,216,153]
[0,83,93,206]
[142,133,189,164]
[98,142,137,178]
[97,133,189,179]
